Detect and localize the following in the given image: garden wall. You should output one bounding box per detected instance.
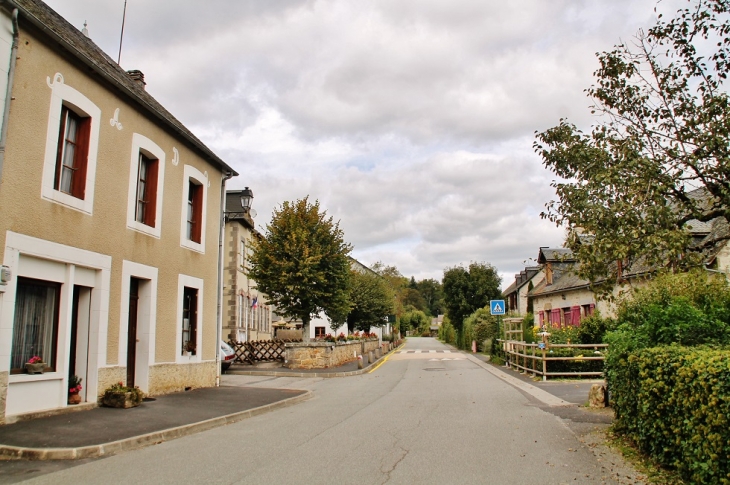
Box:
[284,339,380,369]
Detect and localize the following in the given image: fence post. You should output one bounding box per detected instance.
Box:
[542,346,547,381]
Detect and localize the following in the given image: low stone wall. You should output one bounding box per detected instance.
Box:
[284,339,381,370]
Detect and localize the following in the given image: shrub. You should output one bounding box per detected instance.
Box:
[466,308,499,351]
[576,312,612,344]
[608,346,730,484]
[438,317,457,345]
[522,313,536,343]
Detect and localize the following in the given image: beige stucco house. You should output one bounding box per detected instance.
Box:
[222,189,272,342]
[0,0,236,422]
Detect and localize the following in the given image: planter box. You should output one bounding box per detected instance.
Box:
[102,391,142,409]
[24,363,45,374]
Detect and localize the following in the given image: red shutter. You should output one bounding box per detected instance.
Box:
[550,309,561,327]
[589,303,595,316]
[571,306,581,326]
[192,183,203,243]
[72,116,91,200]
[145,159,159,227]
[539,311,544,327]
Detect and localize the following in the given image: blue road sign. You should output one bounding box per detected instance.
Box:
[490,300,506,316]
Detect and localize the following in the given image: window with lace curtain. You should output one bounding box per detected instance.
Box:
[10,278,60,373]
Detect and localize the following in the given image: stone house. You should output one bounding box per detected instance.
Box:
[502,266,543,316]
[222,189,272,343]
[0,0,236,421]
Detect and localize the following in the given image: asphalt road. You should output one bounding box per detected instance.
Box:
[1,338,642,484]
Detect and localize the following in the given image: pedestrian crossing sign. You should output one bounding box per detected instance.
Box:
[490,300,505,316]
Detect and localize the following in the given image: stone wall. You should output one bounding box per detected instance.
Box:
[97,362,216,398]
[0,371,7,423]
[284,339,380,369]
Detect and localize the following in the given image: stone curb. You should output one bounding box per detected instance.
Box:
[0,390,312,461]
[228,342,406,378]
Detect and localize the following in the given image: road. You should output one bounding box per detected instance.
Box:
[1,338,642,484]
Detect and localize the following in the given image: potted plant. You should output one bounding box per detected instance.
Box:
[68,375,83,405]
[101,381,144,408]
[25,356,45,374]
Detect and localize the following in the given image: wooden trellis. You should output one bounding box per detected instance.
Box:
[228,339,301,365]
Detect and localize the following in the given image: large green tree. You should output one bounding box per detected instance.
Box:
[535,0,730,288]
[442,262,502,332]
[346,269,395,333]
[416,278,445,316]
[248,197,352,340]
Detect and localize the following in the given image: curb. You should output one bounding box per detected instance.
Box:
[0,389,312,461]
[228,342,406,378]
[466,355,574,408]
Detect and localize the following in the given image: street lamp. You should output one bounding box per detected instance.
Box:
[240,187,254,212]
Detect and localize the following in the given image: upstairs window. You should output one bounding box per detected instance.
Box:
[54,107,91,199]
[42,72,101,214]
[180,165,208,252]
[181,286,198,356]
[126,134,166,237]
[135,154,159,226]
[187,181,202,243]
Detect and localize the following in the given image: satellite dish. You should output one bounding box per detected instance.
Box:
[248,208,257,218]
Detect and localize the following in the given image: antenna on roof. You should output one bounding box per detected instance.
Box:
[117,0,127,65]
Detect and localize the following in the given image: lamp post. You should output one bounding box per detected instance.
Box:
[240,187,253,212]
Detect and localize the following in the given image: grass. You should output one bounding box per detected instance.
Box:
[605,429,686,485]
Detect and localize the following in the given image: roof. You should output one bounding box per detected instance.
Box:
[11,0,237,176]
[537,248,575,264]
[224,191,255,229]
[529,270,590,297]
[501,280,517,297]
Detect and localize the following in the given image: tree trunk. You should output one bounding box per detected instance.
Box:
[302,315,310,342]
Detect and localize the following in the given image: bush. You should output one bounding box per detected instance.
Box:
[438,317,457,345]
[607,346,730,484]
[466,308,499,351]
[576,313,612,344]
[522,313,536,343]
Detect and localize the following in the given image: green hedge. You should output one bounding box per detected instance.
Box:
[607,345,730,484]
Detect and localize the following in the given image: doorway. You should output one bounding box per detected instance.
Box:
[69,285,92,402]
[127,278,141,387]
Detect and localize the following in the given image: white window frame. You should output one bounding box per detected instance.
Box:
[41,73,101,215]
[179,165,208,253]
[126,134,166,238]
[175,274,203,364]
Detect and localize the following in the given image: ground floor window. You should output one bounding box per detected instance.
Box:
[315,326,325,338]
[182,286,198,355]
[11,277,61,373]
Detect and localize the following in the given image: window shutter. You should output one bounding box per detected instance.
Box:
[589,303,595,316]
[539,311,544,326]
[72,116,91,199]
[551,308,560,326]
[145,159,159,227]
[571,306,581,326]
[192,183,203,243]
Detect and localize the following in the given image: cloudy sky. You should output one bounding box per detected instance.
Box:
[45,0,679,287]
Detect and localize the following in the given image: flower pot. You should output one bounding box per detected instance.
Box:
[102,391,141,409]
[68,392,81,405]
[24,363,45,374]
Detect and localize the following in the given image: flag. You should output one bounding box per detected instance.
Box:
[251,296,258,310]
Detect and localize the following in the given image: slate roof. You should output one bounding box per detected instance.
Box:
[11,0,236,176]
[538,248,575,263]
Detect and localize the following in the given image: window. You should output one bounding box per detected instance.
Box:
[181,286,198,356]
[315,326,325,338]
[187,181,202,243]
[135,154,159,226]
[42,72,101,214]
[54,107,90,199]
[10,277,60,373]
[239,239,246,269]
[180,165,208,252]
[126,134,166,237]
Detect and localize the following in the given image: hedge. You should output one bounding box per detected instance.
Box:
[607,345,730,484]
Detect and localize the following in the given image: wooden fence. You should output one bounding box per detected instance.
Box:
[497,339,608,381]
[228,339,302,365]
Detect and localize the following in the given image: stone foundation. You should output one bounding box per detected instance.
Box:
[284,339,380,369]
[0,371,7,424]
[97,362,217,398]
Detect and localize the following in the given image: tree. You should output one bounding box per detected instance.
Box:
[416,278,445,316]
[346,269,395,333]
[400,308,430,335]
[370,262,409,317]
[442,262,502,332]
[248,197,352,340]
[401,288,428,313]
[535,0,730,288]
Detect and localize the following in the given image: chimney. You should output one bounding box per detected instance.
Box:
[126,70,146,89]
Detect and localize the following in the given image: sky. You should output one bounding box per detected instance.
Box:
[44,0,681,288]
